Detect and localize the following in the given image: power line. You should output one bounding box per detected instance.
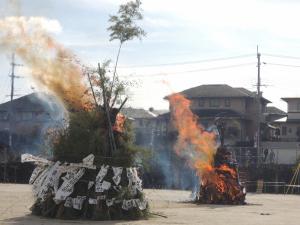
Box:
[264,53,300,60]
[115,54,255,68]
[119,62,256,78]
[265,62,300,68]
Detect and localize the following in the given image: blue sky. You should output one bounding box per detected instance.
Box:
[1,0,300,111]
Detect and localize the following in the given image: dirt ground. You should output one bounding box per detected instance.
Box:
[0,184,300,225]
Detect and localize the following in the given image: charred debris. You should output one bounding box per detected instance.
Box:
[197,120,246,205]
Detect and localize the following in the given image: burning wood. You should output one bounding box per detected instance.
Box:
[113,113,126,133]
[168,93,246,205]
[197,146,246,204]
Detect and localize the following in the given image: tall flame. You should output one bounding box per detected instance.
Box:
[0,17,92,111]
[168,93,217,177]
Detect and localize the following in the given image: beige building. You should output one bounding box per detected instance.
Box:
[166,84,279,147]
[273,98,300,141]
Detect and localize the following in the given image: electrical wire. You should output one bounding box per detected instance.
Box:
[115,54,255,68]
[264,53,300,60]
[265,62,300,68]
[119,62,256,78]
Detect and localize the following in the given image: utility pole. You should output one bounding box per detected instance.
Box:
[256,46,261,165]
[8,54,22,149]
[8,53,22,148]
[4,54,21,182]
[9,53,16,149]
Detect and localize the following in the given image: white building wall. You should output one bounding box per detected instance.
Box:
[262,142,300,165]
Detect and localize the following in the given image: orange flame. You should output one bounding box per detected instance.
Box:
[113,113,126,133]
[169,93,241,199]
[0,17,93,111]
[168,93,217,177]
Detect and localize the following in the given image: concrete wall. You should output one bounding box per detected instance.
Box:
[286,99,300,112]
[262,141,300,165]
[273,122,300,141]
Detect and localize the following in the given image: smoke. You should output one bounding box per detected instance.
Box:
[168,93,217,177]
[0,16,92,111]
[7,0,21,16]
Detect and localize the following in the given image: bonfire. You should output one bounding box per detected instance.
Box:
[1,0,150,220]
[168,93,246,205]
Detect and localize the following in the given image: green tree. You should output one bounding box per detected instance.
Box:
[52,1,147,167]
[107,0,146,107]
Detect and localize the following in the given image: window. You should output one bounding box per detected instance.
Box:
[0,111,8,121]
[297,102,300,111]
[225,99,231,107]
[198,99,205,107]
[22,112,33,121]
[282,126,287,136]
[288,127,293,133]
[16,112,33,121]
[138,120,143,126]
[209,99,220,107]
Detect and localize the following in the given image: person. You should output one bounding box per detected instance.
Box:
[269,149,275,164]
[263,148,269,162]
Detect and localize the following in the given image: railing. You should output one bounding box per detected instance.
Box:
[243,181,300,194]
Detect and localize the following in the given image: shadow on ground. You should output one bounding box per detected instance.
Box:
[1,214,142,225]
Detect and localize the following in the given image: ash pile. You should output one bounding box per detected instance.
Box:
[22,153,148,220]
[197,142,246,204]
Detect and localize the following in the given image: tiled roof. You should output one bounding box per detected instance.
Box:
[165,84,271,102]
[121,107,167,119]
[180,84,249,98]
[0,92,61,113]
[266,106,286,115]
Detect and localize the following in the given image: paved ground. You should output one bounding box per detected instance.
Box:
[0,184,300,225]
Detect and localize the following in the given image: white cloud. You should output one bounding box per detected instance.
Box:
[36,18,63,34]
[142,0,300,39]
[2,17,63,34]
[144,17,174,28]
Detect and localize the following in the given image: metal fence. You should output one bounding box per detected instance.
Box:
[243,181,300,194]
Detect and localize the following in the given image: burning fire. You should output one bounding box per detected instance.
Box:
[113,113,126,133]
[168,93,217,176]
[168,93,245,204]
[0,16,93,111]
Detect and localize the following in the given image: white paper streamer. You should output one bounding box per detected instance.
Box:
[64,197,73,208]
[95,181,111,192]
[97,195,106,200]
[69,154,96,169]
[126,168,143,195]
[64,196,87,210]
[112,167,123,185]
[136,199,147,210]
[96,165,109,183]
[122,199,134,210]
[37,161,61,201]
[88,198,97,205]
[21,153,51,165]
[54,168,85,201]
[122,199,147,210]
[32,165,51,197]
[88,181,94,190]
[95,165,109,192]
[72,196,86,210]
[29,165,45,184]
[82,154,94,166]
[106,198,115,207]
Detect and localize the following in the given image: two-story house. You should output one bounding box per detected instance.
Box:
[260,98,300,165]
[165,84,274,146]
[0,92,64,158]
[274,98,300,141]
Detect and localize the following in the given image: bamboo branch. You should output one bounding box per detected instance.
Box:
[108,42,122,104]
[86,72,98,107]
[98,63,117,156]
